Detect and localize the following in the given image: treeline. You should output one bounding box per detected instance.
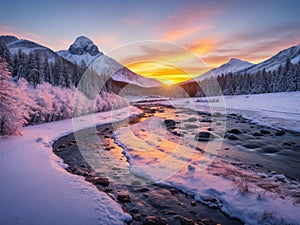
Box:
[0,55,128,135]
[0,41,84,88]
[181,58,300,97]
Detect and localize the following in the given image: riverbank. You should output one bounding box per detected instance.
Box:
[53,104,300,224]
[0,107,141,225]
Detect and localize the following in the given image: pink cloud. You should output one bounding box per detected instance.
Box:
[0,26,44,45]
[154,6,218,42]
[94,34,119,51]
[25,32,43,40]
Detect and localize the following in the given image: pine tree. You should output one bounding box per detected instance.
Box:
[34,52,42,84]
[0,41,11,66]
[42,57,50,83]
[17,49,26,79]
[12,53,19,79]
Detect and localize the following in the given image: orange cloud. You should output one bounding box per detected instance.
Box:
[185,37,217,55]
[210,24,300,65]
[161,24,210,42]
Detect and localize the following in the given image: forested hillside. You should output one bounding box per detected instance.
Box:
[181,58,300,97]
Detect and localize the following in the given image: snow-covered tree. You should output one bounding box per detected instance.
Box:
[0,57,26,135]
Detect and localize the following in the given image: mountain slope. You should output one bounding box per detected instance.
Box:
[244,44,300,74]
[188,58,254,83]
[57,36,103,66]
[0,35,61,62]
[58,36,162,88]
[90,55,162,88]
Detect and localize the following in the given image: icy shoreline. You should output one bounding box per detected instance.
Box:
[0,106,141,225]
[114,103,300,225]
[135,91,300,132]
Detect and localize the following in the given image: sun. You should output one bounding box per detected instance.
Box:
[162,80,174,85]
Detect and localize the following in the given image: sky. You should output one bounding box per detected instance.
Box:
[1,0,300,84]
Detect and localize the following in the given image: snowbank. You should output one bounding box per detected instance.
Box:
[0,106,141,225]
[153,91,300,132]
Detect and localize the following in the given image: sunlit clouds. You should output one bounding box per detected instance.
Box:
[106,41,210,84]
[126,61,204,84]
[1,0,300,83]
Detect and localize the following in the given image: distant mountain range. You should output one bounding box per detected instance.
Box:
[0,35,161,88]
[0,34,299,92]
[0,35,62,62]
[243,44,300,74]
[56,36,161,88]
[183,43,300,85]
[191,58,254,83]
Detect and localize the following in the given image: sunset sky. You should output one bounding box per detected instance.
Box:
[1,0,300,83]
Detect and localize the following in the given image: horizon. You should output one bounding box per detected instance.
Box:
[1,0,300,83]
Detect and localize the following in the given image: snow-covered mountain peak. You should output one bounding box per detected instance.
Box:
[0,35,19,44]
[222,58,253,68]
[245,43,300,74]
[57,36,103,66]
[73,36,93,46]
[190,58,253,83]
[228,58,244,64]
[68,36,100,56]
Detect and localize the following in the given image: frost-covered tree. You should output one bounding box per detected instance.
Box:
[0,57,26,135]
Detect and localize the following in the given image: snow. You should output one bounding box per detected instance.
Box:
[154,91,300,132]
[0,106,142,225]
[6,39,59,63]
[245,44,300,74]
[114,104,300,225]
[186,44,300,83]
[90,55,161,88]
[56,36,102,66]
[291,54,300,64]
[71,36,95,49]
[58,48,161,88]
[192,58,254,82]
[196,92,300,132]
[56,50,101,66]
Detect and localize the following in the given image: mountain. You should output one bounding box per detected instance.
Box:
[56,36,103,66]
[184,43,300,84]
[0,35,61,62]
[58,36,161,88]
[179,44,300,97]
[90,54,162,88]
[244,44,300,74]
[193,58,254,82]
[0,35,162,89]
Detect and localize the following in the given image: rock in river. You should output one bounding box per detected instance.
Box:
[164,119,176,129]
[143,216,168,225]
[194,132,215,141]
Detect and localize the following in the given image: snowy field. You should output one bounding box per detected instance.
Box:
[140,91,300,132]
[0,106,141,225]
[202,91,300,132]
